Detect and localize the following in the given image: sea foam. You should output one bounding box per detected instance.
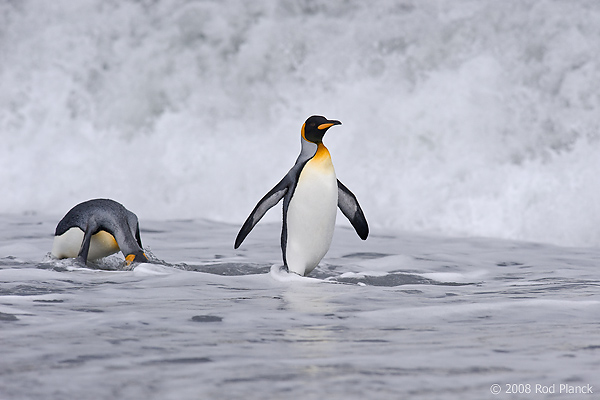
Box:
[1,1,600,247]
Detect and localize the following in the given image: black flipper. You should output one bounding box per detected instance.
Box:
[135,223,143,248]
[337,179,369,240]
[235,178,289,248]
[77,219,99,264]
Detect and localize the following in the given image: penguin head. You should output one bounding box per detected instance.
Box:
[301,115,341,144]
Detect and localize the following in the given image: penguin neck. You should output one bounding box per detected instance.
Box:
[297,136,318,163]
[298,137,333,169]
[312,143,331,164]
[306,142,335,176]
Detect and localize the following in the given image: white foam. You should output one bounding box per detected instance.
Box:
[269,264,334,284]
[2,1,600,247]
[339,271,388,279]
[132,263,181,276]
[420,270,488,283]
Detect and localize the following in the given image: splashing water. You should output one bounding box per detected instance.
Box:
[1,1,600,247]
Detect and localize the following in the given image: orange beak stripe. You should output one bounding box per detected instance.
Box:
[318,123,336,130]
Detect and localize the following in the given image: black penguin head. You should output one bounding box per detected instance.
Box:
[301,115,342,144]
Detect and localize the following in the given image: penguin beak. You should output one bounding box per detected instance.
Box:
[318,120,342,130]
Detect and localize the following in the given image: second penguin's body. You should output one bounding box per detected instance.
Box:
[52,198,148,266]
[235,115,368,276]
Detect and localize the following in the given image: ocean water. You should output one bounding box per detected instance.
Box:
[1,215,599,399]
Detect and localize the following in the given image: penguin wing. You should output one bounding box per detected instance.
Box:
[234,178,289,248]
[337,179,369,240]
[76,217,101,264]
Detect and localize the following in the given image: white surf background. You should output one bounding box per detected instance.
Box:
[2,0,600,247]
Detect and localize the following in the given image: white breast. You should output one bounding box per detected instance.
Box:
[285,146,337,275]
[51,227,120,260]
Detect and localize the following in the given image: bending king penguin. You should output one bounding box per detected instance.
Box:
[235,115,368,276]
[52,199,148,266]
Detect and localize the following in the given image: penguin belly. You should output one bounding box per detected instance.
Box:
[51,228,120,260]
[285,158,338,275]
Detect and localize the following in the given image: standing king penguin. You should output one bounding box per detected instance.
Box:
[51,199,148,266]
[235,115,368,276]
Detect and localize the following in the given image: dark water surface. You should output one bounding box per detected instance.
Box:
[1,216,599,399]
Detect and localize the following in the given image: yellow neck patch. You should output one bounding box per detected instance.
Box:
[311,143,333,166]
